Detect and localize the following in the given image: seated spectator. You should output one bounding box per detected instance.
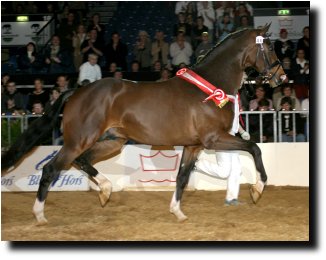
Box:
[156,68,171,82]
[151,31,169,67]
[44,35,75,74]
[173,12,192,40]
[31,101,44,115]
[55,75,70,93]
[275,84,301,111]
[133,30,152,71]
[27,78,49,112]
[1,81,25,114]
[72,24,87,72]
[17,42,42,73]
[130,61,140,73]
[105,32,128,71]
[274,29,295,61]
[196,1,215,43]
[282,57,293,80]
[152,60,162,72]
[44,87,61,111]
[195,32,213,61]
[217,13,234,42]
[301,90,309,140]
[109,62,117,73]
[279,97,305,142]
[235,15,253,31]
[249,98,274,143]
[249,85,273,111]
[114,70,123,80]
[192,16,209,48]
[81,29,104,64]
[1,73,10,89]
[296,26,309,61]
[87,13,106,45]
[291,49,309,100]
[78,53,102,86]
[169,32,193,69]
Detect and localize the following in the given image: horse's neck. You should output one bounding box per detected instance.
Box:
[193,42,246,95]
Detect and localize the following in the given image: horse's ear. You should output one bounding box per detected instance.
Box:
[260,22,272,36]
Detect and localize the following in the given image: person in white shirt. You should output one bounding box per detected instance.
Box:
[197,1,215,43]
[78,53,102,86]
[169,32,193,68]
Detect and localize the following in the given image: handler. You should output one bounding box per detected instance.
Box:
[194,94,250,206]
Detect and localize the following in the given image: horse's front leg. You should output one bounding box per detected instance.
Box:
[170,145,202,221]
[202,133,267,204]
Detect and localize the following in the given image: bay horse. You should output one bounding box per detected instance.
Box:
[2,24,286,225]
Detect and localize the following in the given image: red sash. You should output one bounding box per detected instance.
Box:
[176,68,229,108]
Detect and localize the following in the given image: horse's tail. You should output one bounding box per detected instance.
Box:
[1,89,75,172]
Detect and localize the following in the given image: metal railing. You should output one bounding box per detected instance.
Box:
[1,111,309,149]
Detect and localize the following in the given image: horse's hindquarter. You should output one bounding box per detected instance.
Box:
[114,78,234,145]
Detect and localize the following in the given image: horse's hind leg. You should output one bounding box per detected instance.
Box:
[170,145,202,222]
[74,137,127,207]
[33,146,79,225]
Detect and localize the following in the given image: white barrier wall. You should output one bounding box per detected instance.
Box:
[1,143,309,192]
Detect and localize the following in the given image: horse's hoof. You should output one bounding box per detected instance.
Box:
[250,185,262,204]
[170,208,188,222]
[98,180,112,207]
[35,218,48,226]
[177,215,188,222]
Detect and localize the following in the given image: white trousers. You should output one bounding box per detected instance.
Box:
[195,94,241,201]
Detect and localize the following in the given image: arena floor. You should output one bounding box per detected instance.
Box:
[1,185,309,241]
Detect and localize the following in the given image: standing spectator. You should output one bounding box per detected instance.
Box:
[249,85,273,111]
[27,78,49,112]
[249,98,274,143]
[195,32,213,61]
[279,97,305,142]
[81,29,104,63]
[151,31,169,67]
[78,53,102,86]
[87,13,106,46]
[56,11,77,51]
[234,2,252,28]
[44,35,75,74]
[275,84,301,111]
[175,1,189,15]
[17,42,42,73]
[57,4,70,24]
[274,29,295,61]
[291,49,309,100]
[196,1,215,43]
[192,16,209,48]
[133,31,152,71]
[215,1,234,24]
[169,32,193,69]
[55,75,70,93]
[105,32,128,71]
[1,81,25,114]
[296,26,309,61]
[217,13,234,42]
[72,24,87,71]
[173,12,192,40]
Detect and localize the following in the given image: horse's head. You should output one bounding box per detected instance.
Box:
[246,23,287,88]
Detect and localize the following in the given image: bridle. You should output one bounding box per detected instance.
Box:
[255,36,283,85]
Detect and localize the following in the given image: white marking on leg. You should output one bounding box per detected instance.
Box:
[33,198,48,225]
[94,172,112,207]
[169,191,188,222]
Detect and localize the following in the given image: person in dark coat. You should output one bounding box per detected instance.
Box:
[105,32,128,71]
